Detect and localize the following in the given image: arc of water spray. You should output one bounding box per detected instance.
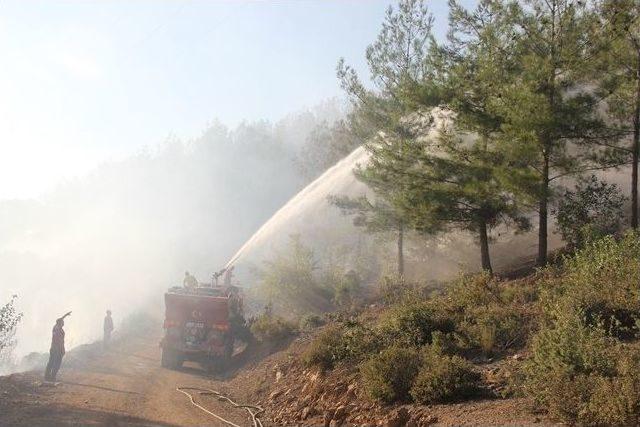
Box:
[221,146,368,271]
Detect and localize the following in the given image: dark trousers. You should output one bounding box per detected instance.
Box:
[44,350,63,382]
[103,331,111,349]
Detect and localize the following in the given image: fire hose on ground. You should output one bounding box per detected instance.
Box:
[176,386,264,427]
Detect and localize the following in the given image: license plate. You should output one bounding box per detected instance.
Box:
[185,321,204,328]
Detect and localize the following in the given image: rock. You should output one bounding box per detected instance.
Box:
[334,405,348,421]
[512,353,524,361]
[301,406,317,420]
[269,390,282,400]
[383,407,409,427]
[329,420,344,427]
[323,410,333,427]
[420,414,438,426]
[275,370,283,382]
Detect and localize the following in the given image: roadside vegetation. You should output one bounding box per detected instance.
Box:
[0,295,23,372]
[296,231,640,425]
[254,0,640,424]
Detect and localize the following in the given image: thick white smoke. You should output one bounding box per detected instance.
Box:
[0,103,345,366]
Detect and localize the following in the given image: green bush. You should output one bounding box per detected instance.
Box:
[299,313,326,330]
[303,322,381,369]
[523,233,640,425]
[410,347,481,404]
[303,325,344,369]
[460,305,530,354]
[250,313,296,344]
[378,302,454,348]
[360,346,421,403]
[333,270,361,308]
[257,235,334,315]
[378,276,421,305]
[434,272,537,355]
[554,176,626,250]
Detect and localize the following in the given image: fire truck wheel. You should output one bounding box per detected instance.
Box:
[161,349,181,369]
[224,338,234,360]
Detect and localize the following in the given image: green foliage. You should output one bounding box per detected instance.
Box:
[250,313,296,344]
[329,195,401,235]
[303,322,382,370]
[524,233,640,424]
[302,325,345,370]
[260,234,316,298]
[258,235,333,315]
[410,347,481,404]
[332,270,362,308]
[592,0,640,227]
[554,176,627,249]
[299,314,325,330]
[438,273,537,354]
[0,295,23,364]
[378,302,455,348]
[329,194,408,277]
[360,346,421,403]
[377,275,424,306]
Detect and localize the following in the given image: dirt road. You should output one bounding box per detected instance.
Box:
[0,332,262,426]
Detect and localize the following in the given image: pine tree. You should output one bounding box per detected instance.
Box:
[335,0,439,276]
[593,0,640,228]
[328,194,408,279]
[490,0,618,265]
[338,0,530,273]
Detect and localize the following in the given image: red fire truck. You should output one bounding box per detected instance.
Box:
[160,285,243,372]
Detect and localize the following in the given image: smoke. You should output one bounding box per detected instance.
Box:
[2,101,634,370]
[0,102,344,363]
[231,107,635,284]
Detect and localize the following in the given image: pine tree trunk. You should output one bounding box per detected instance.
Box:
[537,154,550,266]
[397,223,404,281]
[538,3,555,266]
[479,219,492,274]
[632,55,640,229]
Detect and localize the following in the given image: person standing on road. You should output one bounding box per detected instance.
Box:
[44,311,71,383]
[103,310,114,349]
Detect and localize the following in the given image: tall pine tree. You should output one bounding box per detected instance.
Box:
[491,0,616,265]
[593,0,640,228]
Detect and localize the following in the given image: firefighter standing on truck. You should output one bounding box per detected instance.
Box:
[183,271,198,288]
[44,311,71,383]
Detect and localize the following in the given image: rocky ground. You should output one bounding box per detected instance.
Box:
[0,317,558,426]
[247,332,556,427]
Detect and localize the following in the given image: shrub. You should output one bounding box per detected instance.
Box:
[250,313,296,344]
[410,347,481,404]
[378,302,454,348]
[257,235,333,315]
[0,295,23,367]
[303,322,381,369]
[553,175,626,249]
[299,313,325,330]
[583,349,640,426]
[523,233,640,424]
[436,273,537,354]
[360,346,421,403]
[460,305,530,354]
[333,270,361,308]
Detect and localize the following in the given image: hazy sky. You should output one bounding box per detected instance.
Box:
[0,0,474,200]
